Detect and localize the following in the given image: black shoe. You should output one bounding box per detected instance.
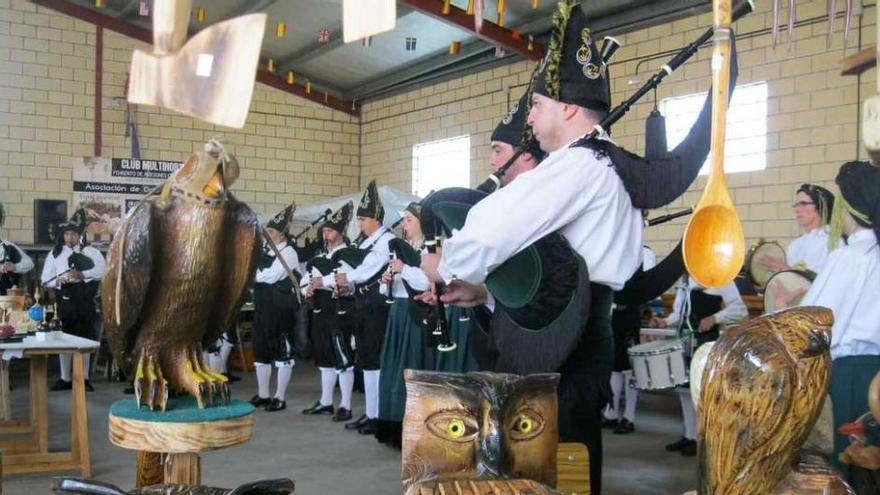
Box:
[223,372,241,383]
[613,418,634,434]
[358,418,379,435]
[345,413,368,430]
[265,398,286,412]
[302,401,334,415]
[249,395,272,407]
[680,440,697,457]
[84,380,94,392]
[50,379,72,391]
[665,437,691,452]
[123,385,135,394]
[332,407,352,422]
[601,417,618,429]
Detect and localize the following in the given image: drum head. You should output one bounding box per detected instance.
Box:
[628,339,683,356]
[748,241,786,288]
[763,269,814,313]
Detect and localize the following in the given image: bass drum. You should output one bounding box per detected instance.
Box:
[763,269,815,314]
[746,240,785,289]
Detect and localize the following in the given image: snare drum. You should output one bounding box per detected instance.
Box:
[763,269,815,313]
[628,340,687,390]
[747,240,786,288]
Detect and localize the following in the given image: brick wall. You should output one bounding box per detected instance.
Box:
[360,1,877,256]
[0,0,360,245]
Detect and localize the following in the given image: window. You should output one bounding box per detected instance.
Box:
[412,135,470,197]
[660,81,768,174]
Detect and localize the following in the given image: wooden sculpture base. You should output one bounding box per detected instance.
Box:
[108,396,255,485]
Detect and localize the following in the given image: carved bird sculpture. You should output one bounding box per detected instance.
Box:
[102,142,260,411]
[697,306,833,494]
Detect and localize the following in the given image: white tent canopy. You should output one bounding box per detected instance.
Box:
[287,186,420,241]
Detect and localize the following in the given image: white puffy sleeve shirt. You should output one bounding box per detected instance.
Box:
[438,141,643,290]
[255,242,299,285]
[787,226,833,273]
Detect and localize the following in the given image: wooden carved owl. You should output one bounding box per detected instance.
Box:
[402,370,561,495]
[102,149,260,411]
[698,306,833,494]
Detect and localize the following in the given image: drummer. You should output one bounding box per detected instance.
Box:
[649,275,747,456]
[758,184,836,274]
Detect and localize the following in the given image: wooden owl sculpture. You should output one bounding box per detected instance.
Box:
[402,370,562,495]
[102,149,260,411]
[698,306,833,494]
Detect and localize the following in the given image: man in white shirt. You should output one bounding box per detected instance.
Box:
[0,203,34,295]
[334,181,395,435]
[800,161,880,491]
[302,202,357,423]
[422,6,641,492]
[248,203,300,413]
[40,209,105,391]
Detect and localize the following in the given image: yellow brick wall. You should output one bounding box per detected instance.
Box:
[0,0,360,245]
[360,1,877,256]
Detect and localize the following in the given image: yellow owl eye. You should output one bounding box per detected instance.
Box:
[426,412,478,443]
[510,410,545,440]
[447,419,466,438]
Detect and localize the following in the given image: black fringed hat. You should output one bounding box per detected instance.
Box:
[58,208,88,236]
[267,202,296,235]
[831,161,880,248]
[532,1,610,113]
[323,201,353,234]
[491,91,545,160]
[357,179,384,222]
[403,201,422,219]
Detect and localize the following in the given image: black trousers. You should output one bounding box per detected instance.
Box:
[557,283,614,495]
[57,281,98,339]
[309,291,354,369]
[252,283,299,364]
[353,287,389,371]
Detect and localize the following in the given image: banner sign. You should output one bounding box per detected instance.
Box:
[72,157,183,244]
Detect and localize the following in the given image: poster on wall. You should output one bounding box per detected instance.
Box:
[72,157,182,245]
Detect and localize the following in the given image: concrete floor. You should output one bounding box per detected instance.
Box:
[3,360,697,494]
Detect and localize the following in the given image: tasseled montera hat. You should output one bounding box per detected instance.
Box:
[58,208,88,236]
[531,0,610,114]
[323,201,354,234]
[357,179,384,222]
[491,91,546,161]
[267,201,296,236]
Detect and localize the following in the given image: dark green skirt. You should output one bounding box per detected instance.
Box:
[378,298,433,424]
[431,306,478,373]
[831,355,880,486]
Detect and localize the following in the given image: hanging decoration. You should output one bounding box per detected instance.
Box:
[352,99,357,111]
[361,36,372,47]
[532,0,539,9]
[466,0,474,15]
[95,0,105,7]
[324,92,329,104]
[342,0,396,43]
[267,58,275,73]
[275,22,287,38]
[442,0,451,15]
[449,41,461,55]
[494,46,506,58]
[527,35,534,52]
[195,7,205,22]
[319,27,330,43]
[511,29,520,40]
[138,1,149,16]
[473,0,483,33]
[286,71,295,85]
[306,80,312,94]
[405,37,417,51]
[496,0,506,27]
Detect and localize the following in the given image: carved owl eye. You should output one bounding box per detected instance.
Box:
[509,409,545,441]
[426,411,479,443]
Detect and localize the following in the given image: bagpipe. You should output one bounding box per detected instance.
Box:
[420,188,588,370]
[42,248,96,286]
[0,241,22,266]
[474,0,754,200]
[305,254,348,316]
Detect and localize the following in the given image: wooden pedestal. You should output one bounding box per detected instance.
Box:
[108,397,254,485]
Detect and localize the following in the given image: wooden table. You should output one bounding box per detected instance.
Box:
[0,333,99,477]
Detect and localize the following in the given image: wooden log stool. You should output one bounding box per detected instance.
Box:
[108,396,255,486]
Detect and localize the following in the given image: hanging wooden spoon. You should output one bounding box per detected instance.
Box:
[682,0,744,289]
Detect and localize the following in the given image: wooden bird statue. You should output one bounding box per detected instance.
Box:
[102,140,260,411]
[698,306,833,494]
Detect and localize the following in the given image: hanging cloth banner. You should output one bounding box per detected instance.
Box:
[343,0,396,43]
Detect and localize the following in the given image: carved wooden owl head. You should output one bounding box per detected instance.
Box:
[401,370,559,490]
